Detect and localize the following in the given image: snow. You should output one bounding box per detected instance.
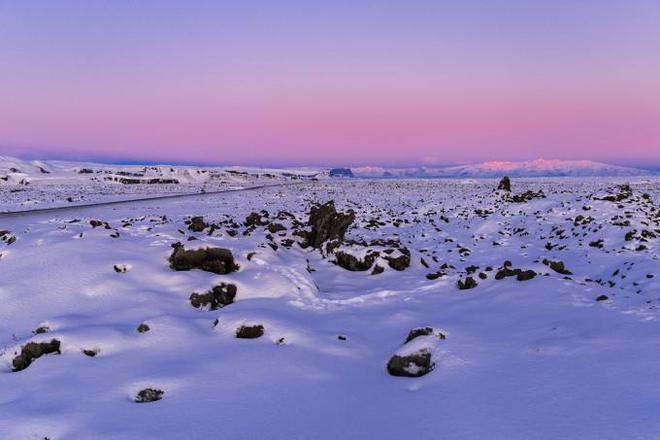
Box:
[0,172,659,439]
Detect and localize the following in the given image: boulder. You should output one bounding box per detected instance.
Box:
[169,243,237,274]
[457,276,478,290]
[236,325,265,339]
[387,349,434,377]
[306,201,355,249]
[188,216,208,232]
[543,259,572,275]
[12,339,61,372]
[189,283,237,310]
[334,250,376,271]
[497,176,511,192]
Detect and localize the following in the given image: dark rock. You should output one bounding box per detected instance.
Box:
[244,211,269,227]
[267,223,286,233]
[137,323,150,333]
[497,176,511,192]
[33,326,50,335]
[385,248,411,271]
[189,283,237,310]
[371,265,385,275]
[596,294,609,301]
[426,271,445,280]
[236,325,265,339]
[135,388,164,403]
[404,327,445,343]
[334,250,376,271]
[82,349,98,357]
[516,270,536,281]
[457,276,478,290]
[589,239,604,249]
[12,339,61,372]
[306,201,355,249]
[188,216,208,232]
[509,190,546,203]
[169,243,238,274]
[386,350,434,377]
[543,259,572,275]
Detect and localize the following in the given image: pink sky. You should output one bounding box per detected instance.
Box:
[1,1,659,166]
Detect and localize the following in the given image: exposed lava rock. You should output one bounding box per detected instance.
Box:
[458,276,478,290]
[371,265,385,275]
[189,283,237,310]
[497,176,511,192]
[405,327,445,343]
[543,259,572,275]
[33,326,50,335]
[236,325,265,339]
[594,184,632,202]
[12,339,61,372]
[169,243,238,274]
[267,223,287,233]
[244,211,269,227]
[387,349,434,377]
[305,201,355,249]
[135,388,164,403]
[516,270,537,281]
[596,294,609,301]
[0,230,16,245]
[509,190,546,203]
[187,216,208,232]
[384,248,411,271]
[334,250,376,271]
[137,323,150,333]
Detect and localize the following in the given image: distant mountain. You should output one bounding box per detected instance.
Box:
[352,159,654,178]
[329,168,355,178]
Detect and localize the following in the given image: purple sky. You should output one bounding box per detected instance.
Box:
[1,1,659,167]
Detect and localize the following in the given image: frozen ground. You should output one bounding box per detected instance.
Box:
[0,177,659,439]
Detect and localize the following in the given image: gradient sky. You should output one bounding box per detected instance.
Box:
[1,0,659,167]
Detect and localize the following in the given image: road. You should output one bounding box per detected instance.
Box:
[0,182,304,218]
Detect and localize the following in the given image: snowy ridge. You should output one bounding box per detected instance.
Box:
[0,155,324,211]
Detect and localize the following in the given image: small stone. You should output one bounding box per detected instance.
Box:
[135,388,164,403]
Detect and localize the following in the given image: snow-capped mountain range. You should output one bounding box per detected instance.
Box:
[352,159,654,178]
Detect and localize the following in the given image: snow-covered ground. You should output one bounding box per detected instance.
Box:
[0,177,659,439]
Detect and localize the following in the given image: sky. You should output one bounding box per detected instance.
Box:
[0,0,659,167]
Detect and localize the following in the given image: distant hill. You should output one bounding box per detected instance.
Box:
[0,155,321,186]
[352,159,654,178]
